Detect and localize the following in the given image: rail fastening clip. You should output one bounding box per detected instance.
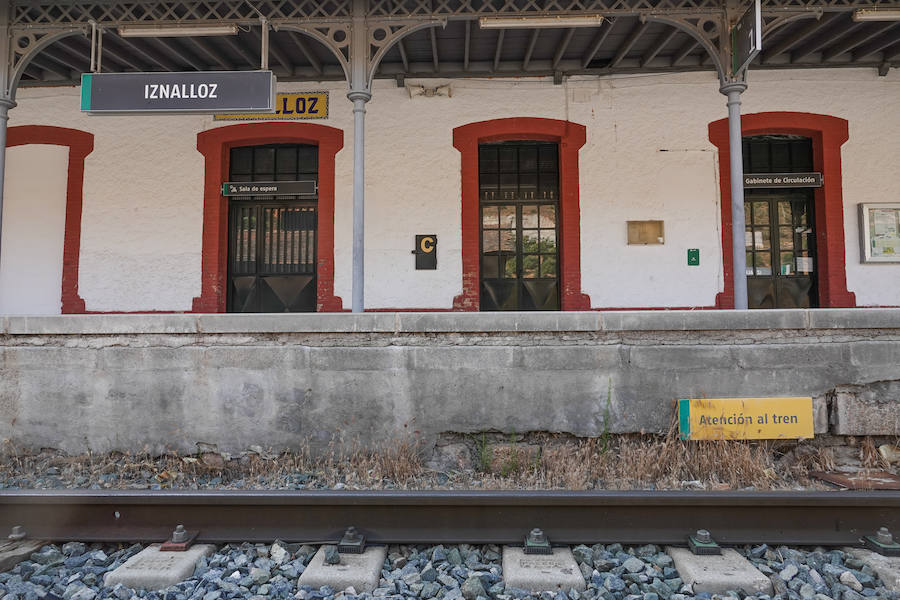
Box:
[688,529,721,555]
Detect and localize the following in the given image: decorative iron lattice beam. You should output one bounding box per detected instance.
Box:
[13,0,900,30]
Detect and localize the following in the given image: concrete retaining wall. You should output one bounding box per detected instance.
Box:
[1,309,899,456]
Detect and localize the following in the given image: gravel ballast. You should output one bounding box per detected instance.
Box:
[3,541,899,600]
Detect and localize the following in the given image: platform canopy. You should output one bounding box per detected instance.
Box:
[8,0,900,89]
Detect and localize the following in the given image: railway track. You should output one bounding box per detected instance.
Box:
[2,490,900,546]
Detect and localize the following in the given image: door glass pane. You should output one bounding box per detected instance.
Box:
[499,147,517,172]
[522,230,539,253]
[755,251,772,275]
[500,206,516,228]
[522,255,539,278]
[482,256,499,278]
[483,231,499,253]
[522,205,538,228]
[756,228,770,250]
[539,205,556,228]
[503,256,517,278]
[500,230,517,252]
[745,203,751,223]
[540,230,557,253]
[752,202,769,225]
[254,147,275,177]
[780,227,794,250]
[540,256,557,277]
[794,202,809,226]
[482,206,499,228]
[519,146,538,172]
[746,251,754,276]
[780,252,794,275]
[778,201,792,225]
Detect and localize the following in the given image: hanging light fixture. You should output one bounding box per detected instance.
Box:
[117,24,240,37]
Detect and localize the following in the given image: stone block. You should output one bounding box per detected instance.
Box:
[629,345,736,370]
[501,547,586,593]
[197,312,396,333]
[103,544,215,590]
[309,346,407,371]
[297,546,387,593]
[808,308,900,330]
[844,548,900,592]
[7,314,198,335]
[813,394,829,434]
[410,346,516,370]
[518,346,621,371]
[832,383,900,435]
[666,547,772,596]
[601,309,809,332]
[396,312,600,333]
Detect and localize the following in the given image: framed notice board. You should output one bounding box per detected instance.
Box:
[859,203,900,263]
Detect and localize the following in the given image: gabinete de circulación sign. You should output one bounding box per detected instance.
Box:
[80,71,275,113]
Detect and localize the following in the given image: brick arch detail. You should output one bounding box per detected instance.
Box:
[708,111,856,309]
[193,122,344,313]
[7,125,94,313]
[452,117,591,311]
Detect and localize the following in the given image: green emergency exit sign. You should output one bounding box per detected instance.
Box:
[687,249,700,266]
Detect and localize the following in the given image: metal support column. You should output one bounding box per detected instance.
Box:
[0,0,14,277]
[0,99,11,274]
[348,0,371,313]
[720,81,748,310]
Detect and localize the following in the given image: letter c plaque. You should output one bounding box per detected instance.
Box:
[414,235,437,270]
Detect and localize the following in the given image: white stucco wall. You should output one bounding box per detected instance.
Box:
[0,144,69,314]
[5,67,900,311]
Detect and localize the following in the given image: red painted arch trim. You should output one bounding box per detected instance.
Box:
[708,112,856,309]
[7,125,93,313]
[452,117,591,311]
[193,122,344,313]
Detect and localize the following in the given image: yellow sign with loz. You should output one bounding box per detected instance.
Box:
[214,92,328,120]
[678,397,814,440]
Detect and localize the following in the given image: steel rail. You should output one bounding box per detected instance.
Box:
[2,490,899,546]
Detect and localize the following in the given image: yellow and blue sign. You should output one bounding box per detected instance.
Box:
[678,397,814,440]
[214,92,328,120]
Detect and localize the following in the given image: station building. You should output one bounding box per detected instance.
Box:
[1,1,898,315]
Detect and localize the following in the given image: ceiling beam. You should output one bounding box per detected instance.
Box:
[791,22,861,62]
[493,29,505,72]
[464,20,471,71]
[672,38,699,66]
[883,41,900,61]
[851,26,900,61]
[186,36,233,70]
[113,35,180,71]
[39,48,85,73]
[610,21,649,69]
[222,35,259,68]
[823,22,898,61]
[249,28,291,74]
[92,36,148,71]
[148,37,205,71]
[396,37,409,73]
[523,29,540,71]
[761,13,843,62]
[581,20,615,68]
[552,28,576,70]
[641,27,678,67]
[286,33,322,75]
[429,27,440,72]
[27,57,68,80]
